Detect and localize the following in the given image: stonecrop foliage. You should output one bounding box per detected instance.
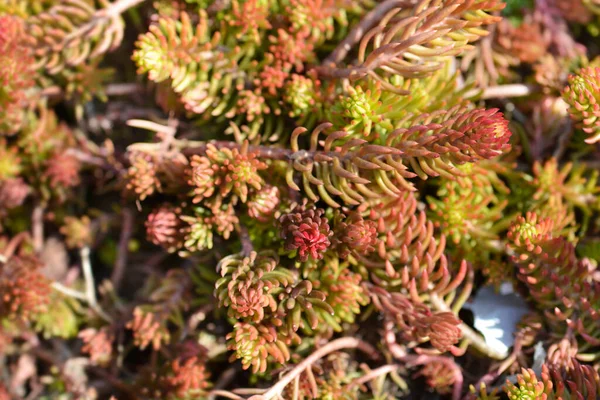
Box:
[3,0,600,399]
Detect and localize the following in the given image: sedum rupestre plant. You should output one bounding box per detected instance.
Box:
[2,0,600,399]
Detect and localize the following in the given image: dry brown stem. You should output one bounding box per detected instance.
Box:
[250,337,378,399]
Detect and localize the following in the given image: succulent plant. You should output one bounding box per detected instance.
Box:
[3,0,600,398]
[563,67,600,143]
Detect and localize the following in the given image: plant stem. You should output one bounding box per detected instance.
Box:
[127,137,398,167]
[552,119,573,161]
[255,338,377,399]
[81,247,96,305]
[111,208,134,291]
[81,246,113,322]
[479,84,538,99]
[430,293,507,360]
[233,388,267,395]
[2,232,30,259]
[32,204,45,254]
[323,0,416,65]
[104,0,147,18]
[346,364,399,389]
[208,367,238,400]
[60,0,146,53]
[209,390,244,400]
[41,83,143,99]
[127,140,294,161]
[88,366,141,400]
[127,119,177,136]
[51,283,88,301]
[238,224,254,256]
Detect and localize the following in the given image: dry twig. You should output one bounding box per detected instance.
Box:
[111,208,134,291]
[249,337,378,399]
